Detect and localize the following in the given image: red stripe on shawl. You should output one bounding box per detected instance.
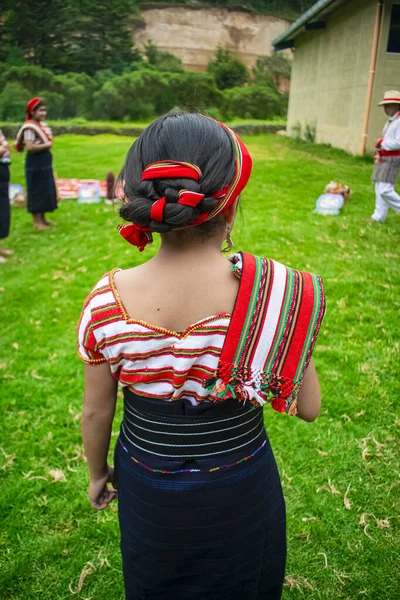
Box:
[280,271,315,380]
[219,252,256,368]
[128,365,213,385]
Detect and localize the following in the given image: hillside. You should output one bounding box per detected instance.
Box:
[138,1,314,20]
[133,5,292,71]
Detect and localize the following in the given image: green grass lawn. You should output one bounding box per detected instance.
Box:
[1,134,399,599]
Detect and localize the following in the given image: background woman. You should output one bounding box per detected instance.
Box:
[15,97,57,230]
[78,113,325,600]
[0,128,12,263]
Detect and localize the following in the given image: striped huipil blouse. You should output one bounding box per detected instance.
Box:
[78,268,231,405]
[78,252,325,414]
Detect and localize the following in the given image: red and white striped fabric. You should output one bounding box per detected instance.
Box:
[78,253,325,412]
[78,269,230,404]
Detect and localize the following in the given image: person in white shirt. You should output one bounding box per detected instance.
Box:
[369,90,400,223]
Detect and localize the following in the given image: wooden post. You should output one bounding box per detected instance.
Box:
[360,0,384,156]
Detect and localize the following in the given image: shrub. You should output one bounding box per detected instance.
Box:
[52,72,96,119]
[252,54,292,88]
[0,67,97,120]
[303,121,317,143]
[0,82,31,121]
[0,66,55,94]
[144,40,184,73]
[93,70,173,120]
[37,91,65,120]
[222,84,281,120]
[207,47,249,90]
[278,92,289,117]
[165,71,223,112]
[93,80,131,121]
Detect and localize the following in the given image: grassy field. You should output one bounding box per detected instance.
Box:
[1,133,399,599]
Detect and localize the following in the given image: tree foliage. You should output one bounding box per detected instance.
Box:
[0,2,293,123]
[222,82,284,120]
[144,40,184,73]
[207,47,249,90]
[252,54,292,87]
[0,0,140,75]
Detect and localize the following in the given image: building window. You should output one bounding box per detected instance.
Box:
[387,4,400,53]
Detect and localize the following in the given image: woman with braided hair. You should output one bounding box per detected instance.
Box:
[78,113,325,600]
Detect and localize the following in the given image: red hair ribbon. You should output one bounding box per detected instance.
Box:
[150,197,167,222]
[118,224,153,252]
[177,190,204,208]
[142,161,202,182]
[26,97,42,121]
[149,190,204,223]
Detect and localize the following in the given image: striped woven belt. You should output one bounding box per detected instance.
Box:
[379,149,400,156]
[120,389,265,459]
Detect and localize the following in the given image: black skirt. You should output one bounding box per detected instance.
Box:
[0,163,10,240]
[25,150,57,214]
[114,392,286,600]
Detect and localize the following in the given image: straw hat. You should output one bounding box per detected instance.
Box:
[378,90,400,105]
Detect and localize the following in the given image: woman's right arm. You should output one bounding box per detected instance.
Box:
[0,145,6,157]
[296,360,321,422]
[25,140,52,152]
[82,362,118,510]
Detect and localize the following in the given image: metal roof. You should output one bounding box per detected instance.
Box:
[272,0,348,49]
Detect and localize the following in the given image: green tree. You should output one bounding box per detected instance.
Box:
[165,71,223,111]
[252,54,291,88]
[222,82,282,120]
[65,0,138,75]
[207,47,249,90]
[0,0,140,75]
[0,66,55,93]
[0,0,72,72]
[0,82,31,121]
[144,40,184,73]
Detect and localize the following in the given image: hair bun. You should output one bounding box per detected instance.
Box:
[119,113,237,235]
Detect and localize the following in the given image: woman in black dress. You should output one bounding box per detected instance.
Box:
[15,97,57,230]
[0,128,12,263]
[78,113,325,599]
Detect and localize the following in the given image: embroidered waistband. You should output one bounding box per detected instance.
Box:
[119,437,267,474]
[120,395,265,459]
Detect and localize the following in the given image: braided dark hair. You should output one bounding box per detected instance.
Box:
[119,113,236,234]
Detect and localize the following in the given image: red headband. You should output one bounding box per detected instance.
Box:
[142,161,202,181]
[26,97,42,121]
[118,118,252,250]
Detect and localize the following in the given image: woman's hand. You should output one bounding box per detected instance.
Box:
[88,464,118,510]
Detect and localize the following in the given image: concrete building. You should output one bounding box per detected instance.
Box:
[273,0,400,155]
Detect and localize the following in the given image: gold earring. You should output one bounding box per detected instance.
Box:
[222,226,234,254]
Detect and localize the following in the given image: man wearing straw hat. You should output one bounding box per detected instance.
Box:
[369,90,400,222]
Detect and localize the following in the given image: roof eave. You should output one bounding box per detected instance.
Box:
[272,0,342,49]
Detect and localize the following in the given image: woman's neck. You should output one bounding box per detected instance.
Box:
[153,233,227,267]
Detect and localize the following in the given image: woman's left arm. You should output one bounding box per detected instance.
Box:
[82,362,118,509]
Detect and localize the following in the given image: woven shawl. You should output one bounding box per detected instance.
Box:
[205,252,326,415]
[14,121,53,152]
